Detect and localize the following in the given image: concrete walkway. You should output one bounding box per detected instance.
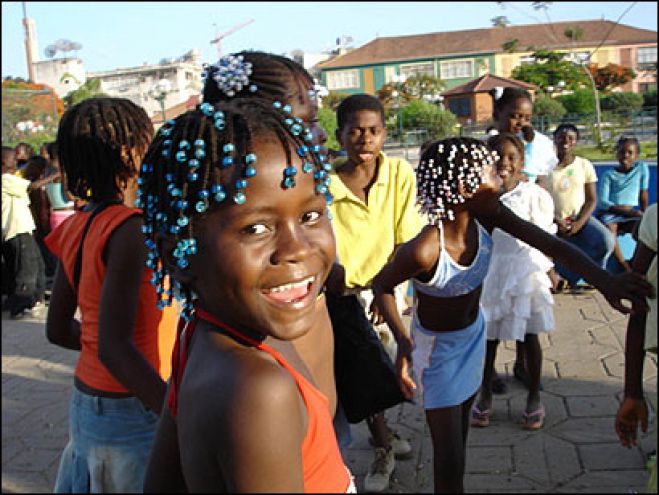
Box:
[2,290,656,493]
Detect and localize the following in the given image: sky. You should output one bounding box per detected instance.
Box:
[2,1,657,79]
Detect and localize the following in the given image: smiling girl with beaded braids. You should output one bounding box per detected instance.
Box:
[141,98,355,493]
[372,137,653,493]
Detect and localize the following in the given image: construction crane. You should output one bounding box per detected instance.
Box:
[210,19,254,59]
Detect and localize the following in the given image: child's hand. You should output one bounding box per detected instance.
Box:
[615,397,648,448]
[368,297,385,325]
[601,272,654,314]
[395,352,416,400]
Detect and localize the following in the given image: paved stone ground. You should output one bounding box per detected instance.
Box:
[2,290,656,493]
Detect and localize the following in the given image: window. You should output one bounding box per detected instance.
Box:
[637,46,657,69]
[400,62,435,79]
[447,97,471,117]
[639,83,657,93]
[439,60,473,80]
[326,70,359,90]
[519,56,536,65]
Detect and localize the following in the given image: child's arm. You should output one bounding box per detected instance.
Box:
[615,239,654,448]
[568,181,598,235]
[97,216,167,413]
[490,205,653,314]
[639,188,648,213]
[144,386,187,493]
[373,227,436,398]
[45,261,81,350]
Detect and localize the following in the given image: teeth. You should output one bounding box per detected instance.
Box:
[267,276,314,294]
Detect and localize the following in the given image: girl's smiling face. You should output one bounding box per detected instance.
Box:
[178,136,336,341]
[496,139,525,191]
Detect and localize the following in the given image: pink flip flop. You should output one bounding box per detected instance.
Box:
[470,404,492,427]
[522,405,545,430]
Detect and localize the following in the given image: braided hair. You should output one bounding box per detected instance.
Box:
[416,137,499,224]
[56,97,153,203]
[202,50,315,107]
[138,98,331,318]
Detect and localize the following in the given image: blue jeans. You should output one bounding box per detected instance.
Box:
[554,216,615,286]
[54,387,159,493]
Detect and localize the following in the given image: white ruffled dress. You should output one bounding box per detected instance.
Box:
[481,181,556,341]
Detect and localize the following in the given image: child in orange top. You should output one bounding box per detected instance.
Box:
[45,97,177,493]
[141,97,354,492]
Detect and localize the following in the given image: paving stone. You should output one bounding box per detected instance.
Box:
[565,395,620,417]
[513,433,581,487]
[558,469,650,491]
[466,446,512,474]
[464,472,542,492]
[579,442,646,470]
[550,417,621,444]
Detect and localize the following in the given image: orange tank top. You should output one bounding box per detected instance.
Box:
[44,205,178,392]
[168,307,354,493]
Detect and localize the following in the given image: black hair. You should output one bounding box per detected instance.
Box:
[336,94,385,130]
[553,123,580,140]
[2,146,15,168]
[616,135,641,154]
[46,141,59,160]
[490,87,532,119]
[202,51,314,108]
[14,142,35,160]
[138,98,330,315]
[417,137,499,224]
[22,155,48,181]
[56,97,153,203]
[486,132,525,158]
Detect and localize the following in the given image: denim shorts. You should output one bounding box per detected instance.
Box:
[54,386,159,493]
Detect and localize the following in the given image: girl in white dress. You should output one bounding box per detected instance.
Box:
[472,132,556,430]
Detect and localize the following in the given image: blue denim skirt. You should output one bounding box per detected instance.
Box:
[411,310,486,410]
[54,386,159,493]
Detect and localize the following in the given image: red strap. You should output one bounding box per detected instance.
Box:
[167,314,196,418]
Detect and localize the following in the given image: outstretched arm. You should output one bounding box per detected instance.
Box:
[615,239,654,448]
[490,205,653,314]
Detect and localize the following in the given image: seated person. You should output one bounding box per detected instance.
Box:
[596,136,649,272]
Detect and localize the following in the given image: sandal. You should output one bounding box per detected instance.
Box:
[470,404,492,427]
[551,278,569,294]
[522,405,545,430]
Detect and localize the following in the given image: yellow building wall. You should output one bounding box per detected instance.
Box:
[362,68,375,94]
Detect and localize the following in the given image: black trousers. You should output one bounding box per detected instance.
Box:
[2,233,45,315]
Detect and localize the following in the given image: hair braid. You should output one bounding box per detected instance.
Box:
[417,137,499,224]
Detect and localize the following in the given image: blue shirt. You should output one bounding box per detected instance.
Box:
[597,161,650,210]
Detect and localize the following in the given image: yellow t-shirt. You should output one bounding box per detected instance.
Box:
[329,152,424,288]
[638,203,657,353]
[546,156,598,220]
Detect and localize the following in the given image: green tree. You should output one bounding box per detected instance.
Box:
[600,92,644,112]
[377,74,445,109]
[317,106,339,151]
[399,99,457,140]
[556,88,597,115]
[511,49,588,91]
[502,38,520,53]
[533,93,567,120]
[321,91,349,112]
[63,78,107,108]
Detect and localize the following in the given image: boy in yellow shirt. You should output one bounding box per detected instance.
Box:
[325,94,424,492]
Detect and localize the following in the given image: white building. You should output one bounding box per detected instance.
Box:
[33,57,86,97]
[31,49,204,120]
[88,49,203,119]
